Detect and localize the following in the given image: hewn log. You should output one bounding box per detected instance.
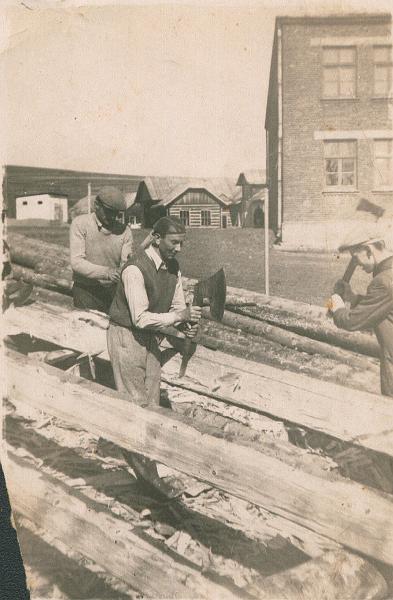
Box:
[202,308,375,371]
[6,349,393,566]
[163,348,393,459]
[246,550,387,600]
[5,450,388,600]
[4,301,390,457]
[3,450,240,599]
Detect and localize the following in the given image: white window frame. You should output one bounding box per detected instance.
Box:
[200,210,211,227]
[373,139,393,191]
[373,45,393,98]
[322,46,357,99]
[179,209,190,226]
[323,140,357,191]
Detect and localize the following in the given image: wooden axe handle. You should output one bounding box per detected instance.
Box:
[178,295,200,378]
[342,255,358,283]
[326,255,357,313]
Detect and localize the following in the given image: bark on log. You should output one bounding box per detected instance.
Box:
[8,233,378,358]
[8,232,71,278]
[247,550,387,600]
[231,305,379,358]
[4,301,389,457]
[12,264,73,294]
[203,308,375,372]
[4,450,240,600]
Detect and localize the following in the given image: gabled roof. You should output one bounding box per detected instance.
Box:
[138,176,240,207]
[236,170,267,186]
[16,192,68,198]
[249,189,267,202]
[142,176,191,202]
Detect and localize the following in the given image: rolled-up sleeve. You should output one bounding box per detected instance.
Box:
[70,220,111,280]
[333,278,393,331]
[122,266,182,330]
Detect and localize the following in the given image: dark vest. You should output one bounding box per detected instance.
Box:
[109,251,179,329]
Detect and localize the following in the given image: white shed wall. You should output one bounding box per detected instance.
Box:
[16,195,68,222]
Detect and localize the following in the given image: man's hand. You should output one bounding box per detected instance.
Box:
[333,279,355,303]
[107,268,121,283]
[184,323,199,339]
[175,305,202,324]
[327,294,345,314]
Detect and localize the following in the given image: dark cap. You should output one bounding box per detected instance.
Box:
[96,186,126,211]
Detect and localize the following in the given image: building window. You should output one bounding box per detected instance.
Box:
[38,200,43,205]
[324,140,357,188]
[322,47,356,98]
[22,201,28,205]
[374,46,392,97]
[201,210,211,226]
[179,210,189,226]
[374,139,392,188]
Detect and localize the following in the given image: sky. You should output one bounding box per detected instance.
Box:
[1,0,391,178]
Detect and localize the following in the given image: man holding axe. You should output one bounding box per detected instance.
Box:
[328,199,393,397]
[107,216,202,493]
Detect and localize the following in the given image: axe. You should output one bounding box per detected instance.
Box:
[327,198,385,310]
[179,268,226,377]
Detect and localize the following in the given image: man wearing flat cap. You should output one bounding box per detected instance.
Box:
[70,186,134,313]
[108,216,201,493]
[328,222,393,397]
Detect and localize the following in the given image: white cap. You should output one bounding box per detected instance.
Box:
[338,221,390,252]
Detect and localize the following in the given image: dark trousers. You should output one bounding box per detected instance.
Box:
[72,282,116,314]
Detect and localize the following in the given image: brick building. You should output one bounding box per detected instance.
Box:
[265,13,392,250]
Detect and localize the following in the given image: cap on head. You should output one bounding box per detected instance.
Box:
[96,186,126,211]
[153,216,186,237]
[338,222,387,252]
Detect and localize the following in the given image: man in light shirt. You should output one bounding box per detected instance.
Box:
[108,216,201,405]
[70,186,133,313]
[328,223,393,397]
[108,216,201,494]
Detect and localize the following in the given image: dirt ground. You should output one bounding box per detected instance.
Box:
[8,223,370,305]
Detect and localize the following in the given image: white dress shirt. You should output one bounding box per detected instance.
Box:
[122,245,186,330]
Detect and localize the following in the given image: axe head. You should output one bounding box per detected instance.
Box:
[357,198,385,220]
[193,268,226,321]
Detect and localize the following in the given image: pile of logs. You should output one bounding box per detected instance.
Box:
[8,232,380,393]
[4,231,393,598]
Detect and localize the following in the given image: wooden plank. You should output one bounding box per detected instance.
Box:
[247,551,387,600]
[3,450,240,600]
[5,301,393,458]
[6,349,393,566]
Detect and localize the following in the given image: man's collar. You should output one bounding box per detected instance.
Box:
[374,255,393,276]
[145,245,164,271]
[93,212,111,234]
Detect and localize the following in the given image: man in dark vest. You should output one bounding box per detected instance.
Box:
[108,216,201,492]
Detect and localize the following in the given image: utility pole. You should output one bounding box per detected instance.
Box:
[264,193,270,296]
[87,183,92,214]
